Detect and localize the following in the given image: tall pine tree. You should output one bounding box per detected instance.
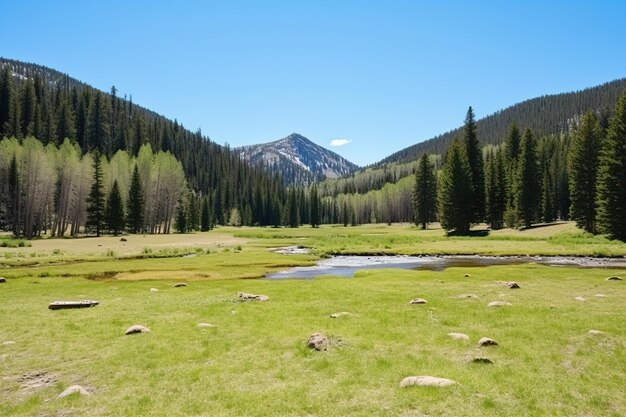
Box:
[86,151,105,236]
[569,112,602,233]
[105,180,125,235]
[310,185,320,228]
[462,107,485,222]
[438,140,473,234]
[515,129,540,229]
[485,149,506,229]
[412,153,437,229]
[126,164,144,233]
[597,93,626,241]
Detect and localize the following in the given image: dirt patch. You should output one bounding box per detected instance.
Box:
[17,371,57,390]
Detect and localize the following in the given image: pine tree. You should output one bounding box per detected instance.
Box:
[310,185,320,228]
[597,93,626,241]
[515,129,540,229]
[85,92,111,154]
[286,188,299,228]
[0,68,10,135]
[462,106,485,222]
[485,149,506,229]
[105,180,125,235]
[569,112,602,233]
[200,196,211,231]
[438,139,473,234]
[412,153,437,229]
[125,164,144,233]
[175,198,187,233]
[504,123,521,208]
[86,151,105,236]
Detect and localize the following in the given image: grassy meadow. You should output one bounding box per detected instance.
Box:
[1,222,625,416]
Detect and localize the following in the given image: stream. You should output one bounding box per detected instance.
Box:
[265,254,626,279]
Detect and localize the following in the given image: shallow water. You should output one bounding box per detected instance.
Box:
[265,254,626,279]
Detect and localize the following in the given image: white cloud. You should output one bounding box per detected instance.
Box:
[330,138,351,147]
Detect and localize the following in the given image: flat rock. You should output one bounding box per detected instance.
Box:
[472,357,494,364]
[307,333,328,351]
[488,301,512,307]
[457,294,479,299]
[478,337,498,347]
[464,274,471,278]
[58,385,90,398]
[197,323,216,328]
[400,376,458,388]
[588,330,605,335]
[594,294,606,297]
[2,341,16,346]
[48,300,99,310]
[409,298,427,305]
[606,276,622,281]
[174,283,188,288]
[238,292,269,302]
[150,288,158,292]
[574,296,586,302]
[120,237,127,242]
[0,277,6,283]
[330,312,352,318]
[447,332,470,341]
[506,281,520,289]
[125,325,150,335]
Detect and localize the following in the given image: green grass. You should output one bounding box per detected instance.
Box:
[1,265,624,416]
[1,223,625,416]
[0,236,31,248]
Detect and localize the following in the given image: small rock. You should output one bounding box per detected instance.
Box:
[488,301,512,307]
[120,238,127,242]
[307,333,328,351]
[58,385,90,398]
[174,283,188,288]
[125,325,150,335]
[478,337,498,347]
[472,357,494,364]
[464,274,471,278]
[606,276,622,281]
[400,376,457,388]
[594,293,606,297]
[456,294,479,299]
[574,296,586,302]
[197,323,216,328]
[330,312,352,318]
[238,292,269,302]
[2,341,16,346]
[409,298,427,305]
[588,330,605,335]
[448,333,469,341]
[506,281,520,289]
[150,288,158,292]
[0,277,6,283]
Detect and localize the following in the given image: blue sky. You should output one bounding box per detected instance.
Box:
[2,1,625,165]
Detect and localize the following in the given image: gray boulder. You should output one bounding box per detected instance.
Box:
[400,376,457,388]
[307,333,328,351]
[125,325,150,335]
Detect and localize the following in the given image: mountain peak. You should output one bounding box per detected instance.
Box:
[237,133,359,185]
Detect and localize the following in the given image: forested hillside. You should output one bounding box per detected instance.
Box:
[0,58,286,236]
[380,78,626,165]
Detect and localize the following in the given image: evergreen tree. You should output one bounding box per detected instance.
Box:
[126,164,144,233]
[597,93,626,241]
[188,193,200,231]
[175,198,187,233]
[270,196,282,228]
[485,149,506,229]
[462,106,485,222]
[200,196,211,231]
[569,112,602,233]
[438,139,473,234]
[7,155,19,235]
[286,188,299,228]
[86,151,105,236]
[342,201,349,227]
[412,153,437,229]
[20,80,36,136]
[515,129,540,228]
[0,68,10,135]
[105,180,125,235]
[310,185,320,228]
[85,92,111,154]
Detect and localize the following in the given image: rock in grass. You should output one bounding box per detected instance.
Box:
[506,281,520,289]
[120,237,127,242]
[307,333,328,351]
[174,283,188,288]
[58,385,90,398]
[574,296,586,302]
[400,376,457,388]
[0,277,6,283]
[238,292,269,302]
[150,288,158,292]
[588,330,605,335]
[478,337,498,347]
[594,294,606,297]
[409,298,427,305]
[457,294,479,299]
[330,312,352,318]
[2,341,16,346]
[488,301,511,308]
[472,357,493,364]
[606,276,622,281]
[448,333,470,341]
[464,274,471,278]
[125,325,150,335]
[197,323,216,328]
